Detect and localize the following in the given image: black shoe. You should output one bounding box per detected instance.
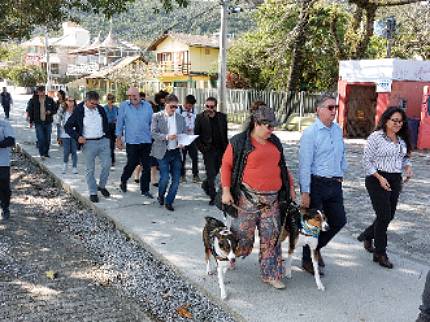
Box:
[193,175,201,183]
[90,195,99,203]
[157,196,164,206]
[209,198,215,206]
[134,178,140,183]
[165,204,174,211]
[120,181,127,192]
[1,208,10,221]
[98,186,110,197]
[44,154,50,158]
[373,253,393,269]
[357,234,375,253]
[152,183,159,187]
[142,191,154,199]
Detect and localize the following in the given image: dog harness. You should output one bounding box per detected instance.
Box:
[210,228,232,262]
[300,215,320,238]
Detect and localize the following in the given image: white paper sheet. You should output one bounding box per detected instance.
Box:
[177,134,199,146]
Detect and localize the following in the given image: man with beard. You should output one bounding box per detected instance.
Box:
[194,97,228,205]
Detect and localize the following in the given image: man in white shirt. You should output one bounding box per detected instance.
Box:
[179,95,200,183]
[150,94,186,211]
[65,91,111,203]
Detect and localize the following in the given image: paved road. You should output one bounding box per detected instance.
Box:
[5,94,429,322]
[0,154,152,322]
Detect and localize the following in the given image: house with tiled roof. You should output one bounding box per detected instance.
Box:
[146,33,222,89]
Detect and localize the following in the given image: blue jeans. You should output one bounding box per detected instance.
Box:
[35,122,52,156]
[303,176,347,262]
[158,149,182,205]
[62,138,78,167]
[82,138,111,195]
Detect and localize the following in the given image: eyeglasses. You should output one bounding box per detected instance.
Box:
[205,104,216,109]
[390,118,403,124]
[169,105,178,109]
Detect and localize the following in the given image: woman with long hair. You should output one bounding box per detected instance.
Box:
[59,96,78,174]
[221,102,295,289]
[55,89,66,145]
[359,106,413,268]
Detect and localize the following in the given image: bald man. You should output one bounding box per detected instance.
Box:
[116,87,154,198]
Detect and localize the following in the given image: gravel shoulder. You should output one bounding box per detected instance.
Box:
[0,153,237,322]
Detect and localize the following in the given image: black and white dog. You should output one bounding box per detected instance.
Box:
[279,203,329,291]
[203,216,237,300]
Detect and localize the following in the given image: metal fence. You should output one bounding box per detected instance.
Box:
[173,87,335,124]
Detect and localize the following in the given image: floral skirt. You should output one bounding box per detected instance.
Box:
[231,188,283,280]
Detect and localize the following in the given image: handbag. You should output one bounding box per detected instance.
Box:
[214,187,238,218]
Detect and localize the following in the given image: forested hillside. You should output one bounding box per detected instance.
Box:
[76,0,256,45]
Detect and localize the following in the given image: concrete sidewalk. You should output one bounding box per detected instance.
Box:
[7,95,427,322]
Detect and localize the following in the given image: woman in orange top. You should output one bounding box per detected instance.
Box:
[221,102,295,289]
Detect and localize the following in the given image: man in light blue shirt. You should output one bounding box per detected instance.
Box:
[0,119,15,221]
[298,94,347,275]
[116,87,153,197]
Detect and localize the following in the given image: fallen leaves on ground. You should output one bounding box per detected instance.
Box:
[176,304,192,318]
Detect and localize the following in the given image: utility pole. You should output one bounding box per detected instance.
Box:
[44,28,51,92]
[218,0,228,113]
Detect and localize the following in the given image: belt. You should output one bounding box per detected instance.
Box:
[86,136,105,141]
[311,175,343,183]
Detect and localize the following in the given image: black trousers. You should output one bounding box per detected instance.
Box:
[303,176,347,262]
[120,143,151,193]
[106,123,116,164]
[202,149,223,200]
[3,105,10,119]
[361,172,402,255]
[0,166,11,210]
[181,142,199,176]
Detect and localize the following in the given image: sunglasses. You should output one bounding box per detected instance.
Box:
[326,105,338,111]
[205,104,216,109]
[259,120,275,129]
[168,105,178,109]
[390,118,403,124]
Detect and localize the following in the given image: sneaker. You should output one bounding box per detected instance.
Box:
[142,191,154,199]
[90,195,99,203]
[193,175,201,183]
[72,167,78,174]
[97,186,110,197]
[262,278,286,289]
[62,163,67,174]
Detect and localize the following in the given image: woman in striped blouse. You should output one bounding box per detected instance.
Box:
[359,106,413,269]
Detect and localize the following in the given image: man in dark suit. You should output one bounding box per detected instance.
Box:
[194,97,228,205]
[65,91,111,203]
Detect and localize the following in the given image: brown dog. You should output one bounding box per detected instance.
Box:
[203,216,237,300]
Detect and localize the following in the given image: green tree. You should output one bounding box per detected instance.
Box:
[0,0,189,40]
[6,65,47,87]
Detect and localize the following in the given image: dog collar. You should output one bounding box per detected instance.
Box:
[300,215,320,238]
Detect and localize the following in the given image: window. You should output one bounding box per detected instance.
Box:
[51,63,59,75]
